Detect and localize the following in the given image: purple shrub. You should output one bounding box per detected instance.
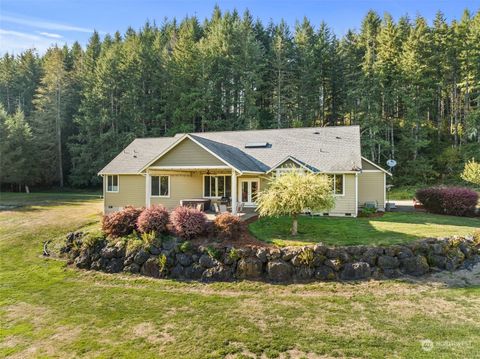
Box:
[170,206,208,239]
[416,187,478,217]
[136,205,169,234]
[102,206,143,237]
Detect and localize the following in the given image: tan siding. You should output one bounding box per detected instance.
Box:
[104,175,145,213]
[278,159,301,168]
[362,158,382,171]
[358,171,385,210]
[328,174,356,215]
[150,172,203,210]
[151,138,226,167]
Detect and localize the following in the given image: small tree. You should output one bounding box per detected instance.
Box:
[256,171,335,235]
[461,159,480,185]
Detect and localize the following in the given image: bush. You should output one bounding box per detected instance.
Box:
[170,206,207,239]
[102,206,143,238]
[136,205,169,234]
[213,213,243,241]
[416,187,478,217]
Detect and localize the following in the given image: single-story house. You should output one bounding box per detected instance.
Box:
[99,126,391,216]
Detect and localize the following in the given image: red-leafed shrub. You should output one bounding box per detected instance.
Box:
[102,206,143,237]
[136,205,169,234]
[416,187,478,217]
[213,213,243,241]
[170,206,207,239]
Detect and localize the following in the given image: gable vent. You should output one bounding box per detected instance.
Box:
[245,142,270,148]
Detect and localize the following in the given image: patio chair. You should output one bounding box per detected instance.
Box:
[213,203,220,214]
[236,202,244,214]
[196,203,203,211]
[219,204,228,213]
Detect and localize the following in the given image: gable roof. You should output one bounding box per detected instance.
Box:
[99,126,363,175]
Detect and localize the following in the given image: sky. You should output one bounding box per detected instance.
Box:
[0,0,479,55]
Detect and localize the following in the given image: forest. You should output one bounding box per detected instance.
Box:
[0,7,479,190]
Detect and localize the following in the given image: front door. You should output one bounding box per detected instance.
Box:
[239,179,259,206]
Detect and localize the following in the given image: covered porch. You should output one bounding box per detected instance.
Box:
[145,166,265,216]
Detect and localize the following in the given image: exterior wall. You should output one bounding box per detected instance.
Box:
[358,171,386,211]
[327,173,357,216]
[151,138,226,167]
[103,175,146,213]
[149,171,203,209]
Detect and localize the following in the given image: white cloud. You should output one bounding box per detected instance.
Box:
[37,31,63,39]
[0,29,65,54]
[1,14,104,34]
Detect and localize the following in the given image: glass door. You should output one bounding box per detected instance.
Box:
[239,179,259,206]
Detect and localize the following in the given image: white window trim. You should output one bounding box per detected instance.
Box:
[150,175,170,198]
[203,174,231,199]
[106,175,119,193]
[328,173,345,197]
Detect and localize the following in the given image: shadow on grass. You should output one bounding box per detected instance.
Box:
[0,192,102,212]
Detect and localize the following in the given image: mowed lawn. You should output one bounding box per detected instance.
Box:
[1,193,480,358]
[249,213,480,247]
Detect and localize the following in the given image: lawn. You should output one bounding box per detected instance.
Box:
[1,193,480,358]
[249,213,480,247]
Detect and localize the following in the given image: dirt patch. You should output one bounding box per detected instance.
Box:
[131,322,175,345]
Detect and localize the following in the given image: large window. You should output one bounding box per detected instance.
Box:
[151,175,170,197]
[107,175,119,192]
[204,175,231,198]
[328,174,344,195]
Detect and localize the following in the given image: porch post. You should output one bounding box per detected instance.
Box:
[145,172,151,208]
[231,169,237,215]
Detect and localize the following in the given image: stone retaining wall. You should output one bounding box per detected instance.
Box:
[61,233,480,282]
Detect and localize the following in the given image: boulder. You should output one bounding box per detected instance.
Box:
[184,263,204,279]
[361,248,380,266]
[141,257,160,278]
[282,247,299,261]
[267,248,281,260]
[326,248,349,262]
[256,248,268,263]
[313,243,328,255]
[74,251,91,269]
[170,264,185,279]
[91,257,108,271]
[445,251,465,271]
[267,260,293,282]
[295,266,314,281]
[377,255,399,269]
[201,265,233,282]
[176,253,193,267]
[133,249,150,266]
[459,243,474,258]
[340,262,371,280]
[100,246,117,259]
[401,255,429,276]
[428,254,446,269]
[148,244,161,255]
[314,265,336,280]
[199,254,216,268]
[324,258,342,272]
[105,257,123,273]
[236,257,263,279]
[162,238,178,251]
[123,263,140,274]
[396,246,413,260]
[382,268,401,279]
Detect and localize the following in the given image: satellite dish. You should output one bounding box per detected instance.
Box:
[386,159,397,168]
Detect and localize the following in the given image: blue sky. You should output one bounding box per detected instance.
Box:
[0,0,478,54]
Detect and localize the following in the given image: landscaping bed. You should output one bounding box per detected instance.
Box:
[61,230,480,283]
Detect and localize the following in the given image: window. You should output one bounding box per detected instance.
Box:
[328,174,344,195]
[151,175,169,197]
[204,175,231,198]
[107,175,119,192]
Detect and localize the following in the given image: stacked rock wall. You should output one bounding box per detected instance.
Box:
[62,233,480,282]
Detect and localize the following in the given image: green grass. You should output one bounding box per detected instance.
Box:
[249,213,480,247]
[1,192,480,358]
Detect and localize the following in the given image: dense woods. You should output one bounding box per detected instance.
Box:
[0,7,479,189]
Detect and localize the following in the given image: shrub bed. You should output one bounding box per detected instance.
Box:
[213,213,243,240]
[136,205,169,234]
[170,206,207,239]
[415,186,478,217]
[102,206,143,237]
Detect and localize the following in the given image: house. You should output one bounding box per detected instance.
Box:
[98,126,391,216]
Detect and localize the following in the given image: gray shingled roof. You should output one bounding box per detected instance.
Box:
[99,126,362,175]
[98,137,176,174]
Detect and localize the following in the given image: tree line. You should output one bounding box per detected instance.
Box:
[0,7,479,190]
